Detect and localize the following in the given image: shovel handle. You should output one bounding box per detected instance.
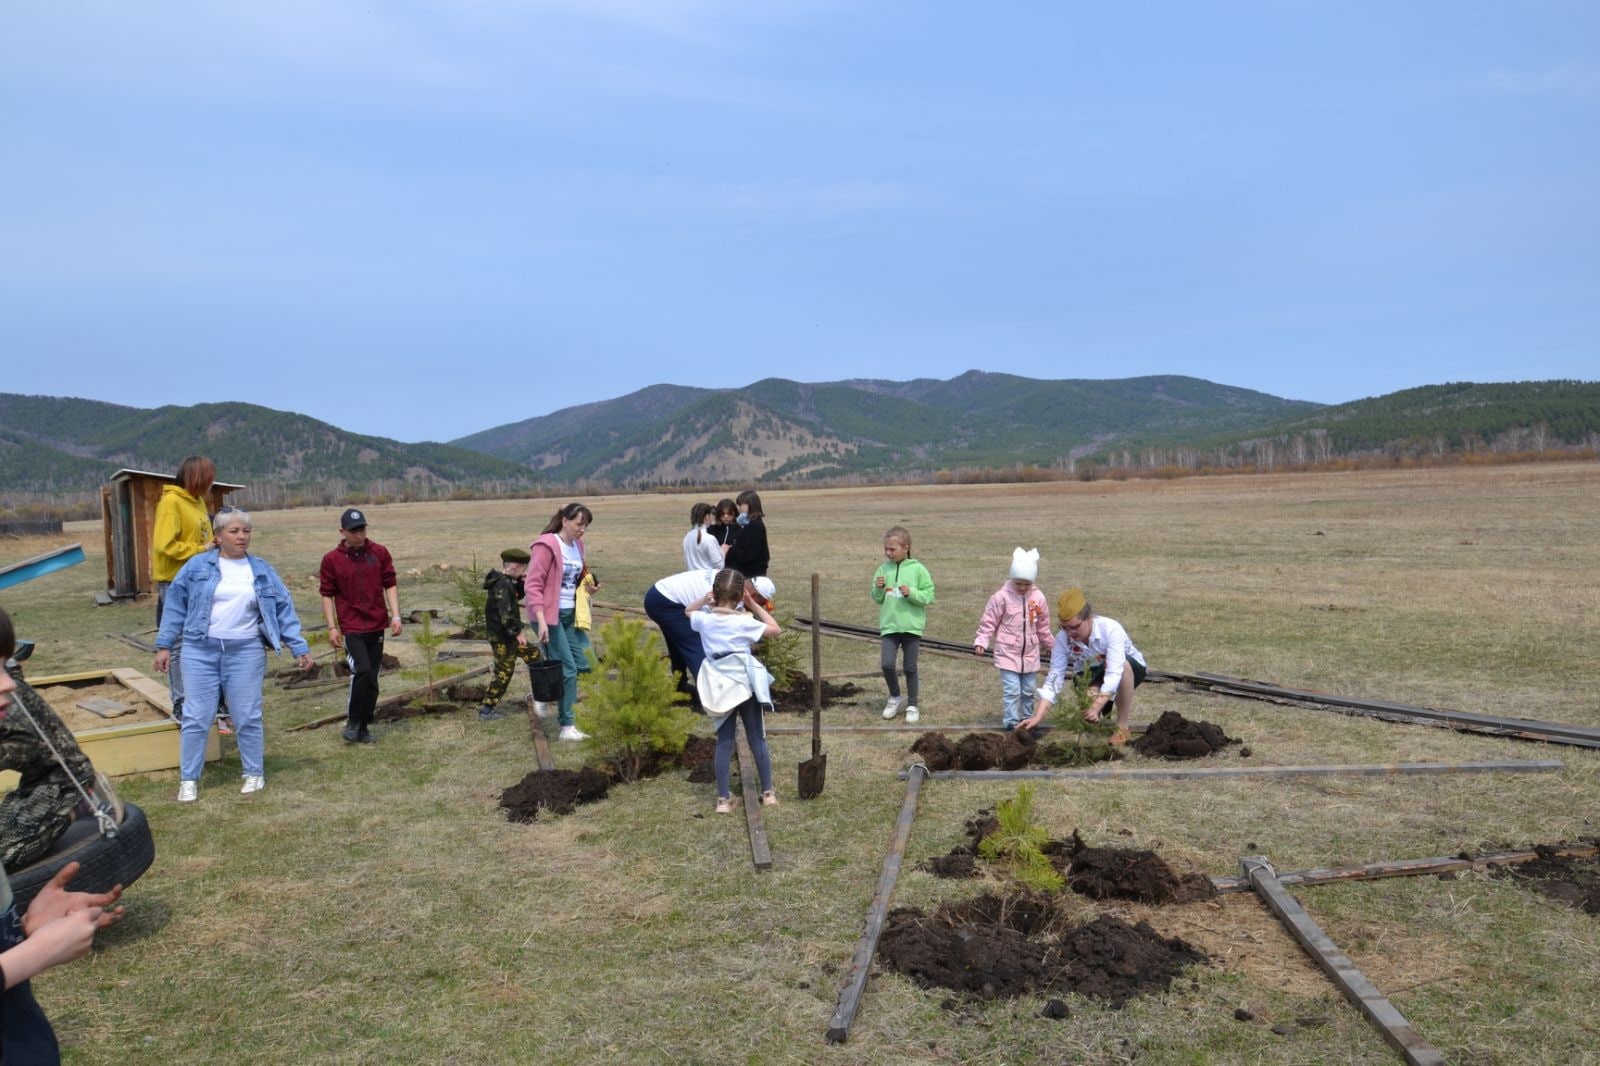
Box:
[811,572,822,758]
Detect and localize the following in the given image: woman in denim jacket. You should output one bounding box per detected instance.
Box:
[154,507,312,802]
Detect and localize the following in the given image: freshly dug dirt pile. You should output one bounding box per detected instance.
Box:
[769,674,862,714]
[910,731,1120,772]
[678,734,717,783]
[1132,710,1239,760]
[498,767,611,822]
[374,700,462,722]
[878,891,1206,1004]
[1492,845,1600,914]
[446,682,489,703]
[921,809,1001,879]
[1051,831,1216,904]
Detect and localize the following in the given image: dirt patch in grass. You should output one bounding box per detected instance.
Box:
[678,734,717,783]
[878,891,1207,1004]
[445,681,489,703]
[1492,845,1600,914]
[1131,710,1239,760]
[921,809,1001,879]
[1049,830,1217,904]
[911,730,1122,772]
[374,699,463,722]
[499,767,612,822]
[769,674,862,714]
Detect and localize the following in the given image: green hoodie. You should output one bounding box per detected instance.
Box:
[869,557,935,636]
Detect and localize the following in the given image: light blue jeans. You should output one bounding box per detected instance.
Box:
[180,636,267,780]
[1000,669,1037,729]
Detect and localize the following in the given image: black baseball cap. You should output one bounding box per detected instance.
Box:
[340,508,368,530]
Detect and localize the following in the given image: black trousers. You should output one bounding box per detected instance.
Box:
[344,631,385,729]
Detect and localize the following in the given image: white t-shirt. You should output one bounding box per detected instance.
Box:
[689,609,768,659]
[559,538,583,610]
[653,569,715,606]
[682,527,724,572]
[208,556,262,639]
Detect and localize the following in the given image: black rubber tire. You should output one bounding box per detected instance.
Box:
[6,802,155,911]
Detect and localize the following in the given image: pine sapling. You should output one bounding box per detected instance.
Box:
[978,783,1065,893]
[583,617,695,782]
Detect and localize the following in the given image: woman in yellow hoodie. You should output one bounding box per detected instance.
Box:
[151,455,215,723]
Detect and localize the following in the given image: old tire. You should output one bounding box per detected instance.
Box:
[6,802,154,911]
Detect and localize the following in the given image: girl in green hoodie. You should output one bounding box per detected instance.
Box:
[870,526,936,723]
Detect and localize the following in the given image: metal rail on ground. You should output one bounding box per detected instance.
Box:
[901,759,1562,782]
[1243,857,1446,1065]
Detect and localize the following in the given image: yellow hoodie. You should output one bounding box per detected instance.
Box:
[151,484,213,583]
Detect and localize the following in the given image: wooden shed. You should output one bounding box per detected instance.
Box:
[99,468,244,602]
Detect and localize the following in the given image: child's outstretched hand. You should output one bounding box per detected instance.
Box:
[24,862,125,935]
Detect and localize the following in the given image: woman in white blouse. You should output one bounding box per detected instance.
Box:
[682,502,724,571]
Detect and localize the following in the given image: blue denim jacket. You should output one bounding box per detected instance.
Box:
[154,550,311,656]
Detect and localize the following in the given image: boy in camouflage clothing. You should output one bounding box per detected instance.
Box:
[478,548,542,722]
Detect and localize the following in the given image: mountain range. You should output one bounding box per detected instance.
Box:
[3,374,1596,500]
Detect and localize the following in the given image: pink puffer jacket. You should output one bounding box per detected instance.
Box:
[974,584,1053,673]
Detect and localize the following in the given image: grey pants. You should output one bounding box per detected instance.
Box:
[155,581,183,720]
[880,633,921,705]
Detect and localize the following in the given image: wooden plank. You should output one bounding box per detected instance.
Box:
[735,723,773,871]
[826,764,927,1044]
[904,759,1563,782]
[285,662,493,731]
[1243,857,1446,1066]
[1211,842,1600,895]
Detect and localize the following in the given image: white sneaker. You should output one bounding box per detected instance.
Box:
[558,725,589,741]
[881,697,904,719]
[177,780,198,803]
[240,775,265,795]
[904,705,920,723]
[531,699,550,720]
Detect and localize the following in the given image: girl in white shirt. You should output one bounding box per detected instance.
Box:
[682,502,724,571]
[686,570,781,813]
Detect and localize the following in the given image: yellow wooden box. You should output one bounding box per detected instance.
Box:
[3,668,221,783]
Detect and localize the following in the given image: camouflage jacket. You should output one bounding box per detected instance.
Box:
[482,569,526,644]
[0,679,96,870]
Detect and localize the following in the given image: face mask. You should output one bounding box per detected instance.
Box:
[736,513,750,527]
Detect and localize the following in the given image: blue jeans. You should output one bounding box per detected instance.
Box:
[644,586,705,683]
[180,636,267,780]
[544,610,582,727]
[1000,669,1037,729]
[715,698,773,799]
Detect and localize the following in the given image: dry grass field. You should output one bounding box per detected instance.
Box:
[4,462,1599,1064]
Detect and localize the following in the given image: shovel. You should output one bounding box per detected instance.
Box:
[798,572,827,799]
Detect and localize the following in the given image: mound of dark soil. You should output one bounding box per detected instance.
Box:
[878,892,1206,1004]
[1052,831,1216,904]
[446,682,489,703]
[1493,845,1600,914]
[921,809,1001,879]
[678,734,717,783]
[1131,710,1239,760]
[374,700,463,722]
[769,674,862,714]
[911,731,1120,772]
[498,767,611,822]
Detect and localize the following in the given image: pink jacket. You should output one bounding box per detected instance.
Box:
[524,532,583,628]
[974,584,1053,673]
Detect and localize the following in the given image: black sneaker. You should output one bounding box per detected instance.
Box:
[355,729,377,744]
[342,725,360,743]
[478,706,506,722]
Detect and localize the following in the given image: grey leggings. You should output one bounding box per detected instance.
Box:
[881,633,921,704]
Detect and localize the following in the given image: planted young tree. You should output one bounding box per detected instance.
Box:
[584,617,695,783]
[408,613,465,705]
[449,555,488,639]
[752,610,804,692]
[979,783,1064,893]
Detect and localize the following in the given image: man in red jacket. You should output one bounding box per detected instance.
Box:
[320,508,402,744]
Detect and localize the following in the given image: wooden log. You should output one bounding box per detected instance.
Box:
[825,764,927,1045]
[1211,842,1600,895]
[1243,857,1446,1066]
[531,726,555,773]
[902,759,1563,782]
[766,722,1148,736]
[735,723,773,871]
[284,662,493,731]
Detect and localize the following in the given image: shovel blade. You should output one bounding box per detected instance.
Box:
[798,753,827,800]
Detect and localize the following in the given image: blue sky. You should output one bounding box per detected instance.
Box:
[3,1,1596,441]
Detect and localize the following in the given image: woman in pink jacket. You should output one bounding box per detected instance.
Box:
[525,502,592,741]
[973,548,1053,730]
